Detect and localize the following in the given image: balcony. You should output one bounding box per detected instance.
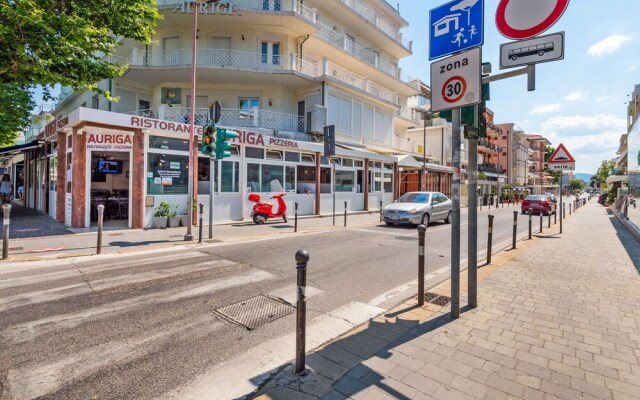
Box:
[332,0,411,53]
[478,139,499,154]
[127,106,310,141]
[479,163,504,174]
[324,60,398,105]
[393,136,432,156]
[157,0,318,29]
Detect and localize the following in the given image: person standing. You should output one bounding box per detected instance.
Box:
[0,174,12,204]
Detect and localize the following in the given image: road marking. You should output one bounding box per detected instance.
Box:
[2,270,275,344]
[0,259,236,312]
[7,314,224,400]
[156,301,385,400]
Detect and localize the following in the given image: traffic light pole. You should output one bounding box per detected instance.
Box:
[185,0,199,241]
[209,156,214,239]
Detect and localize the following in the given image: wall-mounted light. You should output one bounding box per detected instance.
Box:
[268,98,273,106]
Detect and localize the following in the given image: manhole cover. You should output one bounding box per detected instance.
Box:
[215,295,294,330]
[395,236,418,241]
[424,292,451,306]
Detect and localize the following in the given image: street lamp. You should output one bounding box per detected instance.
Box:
[185,0,203,241]
[496,145,507,203]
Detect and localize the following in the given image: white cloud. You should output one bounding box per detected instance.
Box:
[540,113,626,133]
[595,96,609,104]
[587,35,631,57]
[530,103,560,115]
[630,65,637,71]
[565,91,585,101]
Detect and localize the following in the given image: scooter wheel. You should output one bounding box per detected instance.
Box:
[282,214,288,223]
[253,214,266,224]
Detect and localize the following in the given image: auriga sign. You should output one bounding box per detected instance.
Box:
[172,0,241,16]
[86,133,133,151]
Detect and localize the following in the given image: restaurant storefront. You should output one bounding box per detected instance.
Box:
[21,108,402,229]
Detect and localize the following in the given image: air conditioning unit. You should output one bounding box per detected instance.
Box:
[306,105,327,134]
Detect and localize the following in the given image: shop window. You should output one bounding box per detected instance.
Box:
[384,163,393,170]
[266,150,283,160]
[301,153,315,163]
[285,166,296,192]
[149,136,190,151]
[147,153,189,194]
[320,167,332,193]
[66,157,72,193]
[296,165,316,194]
[330,157,341,166]
[342,158,353,167]
[245,146,264,159]
[384,173,393,192]
[67,134,73,148]
[354,160,363,168]
[221,161,240,192]
[335,170,355,192]
[285,151,300,162]
[369,171,382,192]
[247,163,284,192]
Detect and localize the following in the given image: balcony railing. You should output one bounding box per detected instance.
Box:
[393,136,431,155]
[479,163,503,174]
[395,107,421,123]
[156,0,317,23]
[315,23,400,79]
[325,61,397,104]
[334,0,411,50]
[127,106,307,137]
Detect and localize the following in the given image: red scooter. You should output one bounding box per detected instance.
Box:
[248,192,288,224]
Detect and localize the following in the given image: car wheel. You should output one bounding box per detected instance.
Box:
[444,212,451,224]
[421,213,430,226]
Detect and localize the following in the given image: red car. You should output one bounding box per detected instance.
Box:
[521,195,556,215]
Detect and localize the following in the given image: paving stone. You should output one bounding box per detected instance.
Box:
[570,377,613,399]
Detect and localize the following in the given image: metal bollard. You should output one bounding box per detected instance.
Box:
[198,203,204,243]
[528,208,533,240]
[344,201,347,227]
[563,203,566,219]
[97,204,104,254]
[487,214,494,264]
[295,250,310,376]
[569,203,572,215]
[2,204,11,259]
[512,211,518,250]
[417,224,426,306]
[502,198,504,208]
[379,200,383,223]
[294,202,298,233]
[554,208,557,225]
[539,212,543,233]
[548,212,551,229]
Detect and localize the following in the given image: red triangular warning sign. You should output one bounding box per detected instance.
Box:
[547,143,576,163]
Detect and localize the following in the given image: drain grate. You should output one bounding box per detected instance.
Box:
[215,295,294,330]
[424,292,451,306]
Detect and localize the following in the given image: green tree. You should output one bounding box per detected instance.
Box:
[568,178,585,192]
[594,159,616,188]
[0,0,161,138]
[0,83,34,146]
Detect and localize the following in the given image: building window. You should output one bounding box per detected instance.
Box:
[335,170,355,192]
[384,173,393,192]
[261,41,280,65]
[301,153,315,163]
[342,158,353,167]
[266,150,283,160]
[92,95,99,109]
[245,146,264,159]
[147,153,189,194]
[49,157,57,191]
[285,151,300,162]
[240,97,260,110]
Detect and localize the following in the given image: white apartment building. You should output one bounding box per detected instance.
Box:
[12,0,464,229]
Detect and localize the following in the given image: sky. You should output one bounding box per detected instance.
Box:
[395,0,638,175]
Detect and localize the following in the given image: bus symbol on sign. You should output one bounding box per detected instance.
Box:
[500,32,565,69]
[509,42,554,60]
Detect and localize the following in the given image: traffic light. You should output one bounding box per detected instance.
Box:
[202,124,216,156]
[215,128,239,159]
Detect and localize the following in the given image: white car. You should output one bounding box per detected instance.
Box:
[383,192,452,226]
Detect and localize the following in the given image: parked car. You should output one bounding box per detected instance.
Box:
[521,195,556,215]
[598,193,608,205]
[383,192,452,226]
[542,192,557,203]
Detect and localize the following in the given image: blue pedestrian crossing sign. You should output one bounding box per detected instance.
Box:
[430,0,484,60]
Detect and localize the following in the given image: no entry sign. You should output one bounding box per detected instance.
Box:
[496,0,569,40]
[430,47,481,112]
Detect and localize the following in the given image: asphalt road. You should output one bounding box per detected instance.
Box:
[0,203,553,400]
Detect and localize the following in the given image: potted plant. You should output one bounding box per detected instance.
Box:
[153,201,171,229]
[168,205,181,228]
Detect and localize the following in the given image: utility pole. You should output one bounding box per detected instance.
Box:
[451,108,461,319]
[467,126,478,309]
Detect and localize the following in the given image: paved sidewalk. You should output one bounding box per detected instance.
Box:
[254,200,640,400]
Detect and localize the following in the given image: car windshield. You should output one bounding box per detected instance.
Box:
[525,195,546,201]
[398,192,430,203]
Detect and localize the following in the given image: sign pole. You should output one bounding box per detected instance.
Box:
[451,108,461,319]
[468,128,478,309]
[209,156,214,239]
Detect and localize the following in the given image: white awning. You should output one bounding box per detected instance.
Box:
[395,155,423,168]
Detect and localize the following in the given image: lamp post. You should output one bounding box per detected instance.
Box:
[496,145,507,204]
[185,0,201,241]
